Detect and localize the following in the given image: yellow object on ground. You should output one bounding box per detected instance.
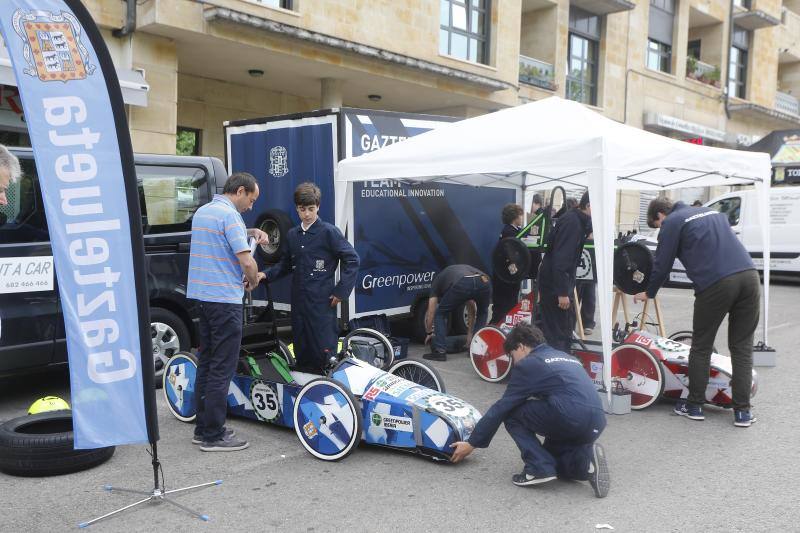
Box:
[28,396,71,415]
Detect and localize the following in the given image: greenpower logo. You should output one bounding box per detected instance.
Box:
[371,413,382,426]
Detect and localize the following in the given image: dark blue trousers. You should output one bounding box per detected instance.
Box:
[433,275,491,354]
[194,301,242,442]
[504,399,606,479]
[576,281,596,329]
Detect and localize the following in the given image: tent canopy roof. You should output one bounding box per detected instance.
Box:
[337,97,771,190]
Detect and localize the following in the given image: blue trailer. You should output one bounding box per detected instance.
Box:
[224,108,515,336]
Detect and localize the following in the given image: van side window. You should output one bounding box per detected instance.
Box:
[137,165,209,234]
[707,197,741,226]
[0,157,49,244]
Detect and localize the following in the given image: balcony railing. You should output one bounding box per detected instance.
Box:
[519,55,556,91]
[686,58,721,88]
[776,91,800,116]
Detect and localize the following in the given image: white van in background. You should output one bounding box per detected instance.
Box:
[705,187,800,275]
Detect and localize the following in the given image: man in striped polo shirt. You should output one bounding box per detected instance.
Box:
[187,172,266,452]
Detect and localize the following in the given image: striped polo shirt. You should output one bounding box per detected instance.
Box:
[186,194,249,303]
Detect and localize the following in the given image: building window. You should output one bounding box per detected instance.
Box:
[647,0,675,73]
[176,127,201,156]
[728,26,749,99]
[439,0,490,64]
[254,0,292,8]
[566,7,600,106]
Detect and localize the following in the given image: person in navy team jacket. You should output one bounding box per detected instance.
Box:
[259,182,360,373]
[450,322,609,497]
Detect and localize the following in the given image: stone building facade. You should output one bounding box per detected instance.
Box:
[1,0,798,228]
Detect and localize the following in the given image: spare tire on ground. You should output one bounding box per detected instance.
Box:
[0,411,115,477]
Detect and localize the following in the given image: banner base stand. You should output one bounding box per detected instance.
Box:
[78,443,220,528]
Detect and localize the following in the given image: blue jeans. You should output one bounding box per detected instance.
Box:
[194,301,243,442]
[504,399,606,479]
[432,275,491,354]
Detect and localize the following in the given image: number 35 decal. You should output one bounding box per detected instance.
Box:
[250,381,280,421]
[426,394,470,418]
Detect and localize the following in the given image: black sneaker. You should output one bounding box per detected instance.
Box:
[192,427,235,445]
[200,433,249,452]
[511,471,556,487]
[588,443,610,498]
[673,400,704,421]
[734,410,757,427]
[422,351,447,361]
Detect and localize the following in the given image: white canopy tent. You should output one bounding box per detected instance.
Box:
[335,96,772,397]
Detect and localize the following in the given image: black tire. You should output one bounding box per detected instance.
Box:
[256,209,293,264]
[410,299,429,343]
[388,359,446,393]
[0,411,115,477]
[151,307,191,388]
[450,303,469,335]
[342,328,395,370]
[668,330,717,354]
[278,340,296,368]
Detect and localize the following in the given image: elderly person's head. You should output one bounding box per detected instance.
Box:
[0,145,21,207]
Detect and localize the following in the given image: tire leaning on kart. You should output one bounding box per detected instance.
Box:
[0,411,115,477]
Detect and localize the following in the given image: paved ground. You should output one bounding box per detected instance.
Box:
[1,283,799,532]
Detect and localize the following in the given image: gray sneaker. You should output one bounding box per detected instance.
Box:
[200,433,249,452]
[192,427,235,445]
[588,443,610,498]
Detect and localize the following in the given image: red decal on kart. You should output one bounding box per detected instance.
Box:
[363,386,380,401]
[632,334,652,347]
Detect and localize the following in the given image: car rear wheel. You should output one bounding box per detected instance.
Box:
[151,307,190,387]
[256,209,293,264]
[388,359,445,393]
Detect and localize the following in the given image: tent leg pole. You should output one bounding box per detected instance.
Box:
[574,287,585,340]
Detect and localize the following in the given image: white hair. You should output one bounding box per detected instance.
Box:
[0,144,21,183]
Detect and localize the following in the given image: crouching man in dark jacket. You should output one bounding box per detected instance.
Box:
[450,323,609,498]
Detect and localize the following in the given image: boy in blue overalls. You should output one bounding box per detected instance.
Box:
[255,182,360,373]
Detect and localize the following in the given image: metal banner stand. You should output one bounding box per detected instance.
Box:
[78,442,221,528]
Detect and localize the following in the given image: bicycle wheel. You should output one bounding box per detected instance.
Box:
[469,326,512,383]
[388,359,446,393]
[342,328,395,370]
[610,344,665,410]
[293,378,361,461]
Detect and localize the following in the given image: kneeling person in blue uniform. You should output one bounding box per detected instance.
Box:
[450,323,609,497]
[258,182,360,373]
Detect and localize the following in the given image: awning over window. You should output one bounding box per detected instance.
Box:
[0,57,149,107]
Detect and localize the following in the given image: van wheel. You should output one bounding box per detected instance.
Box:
[151,307,191,387]
[450,303,469,335]
[256,209,293,264]
[410,299,429,343]
[0,411,115,477]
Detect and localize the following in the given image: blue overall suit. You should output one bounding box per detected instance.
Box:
[468,344,606,479]
[265,218,359,372]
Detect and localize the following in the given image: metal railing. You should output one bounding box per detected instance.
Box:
[519,55,556,91]
[775,91,800,116]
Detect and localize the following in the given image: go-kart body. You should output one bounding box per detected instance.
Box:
[164,352,481,461]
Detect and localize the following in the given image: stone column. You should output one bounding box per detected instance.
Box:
[321,78,343,109]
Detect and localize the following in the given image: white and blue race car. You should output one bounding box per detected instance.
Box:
[163,329,481,462]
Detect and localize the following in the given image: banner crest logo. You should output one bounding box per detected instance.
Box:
[12,9,95,82]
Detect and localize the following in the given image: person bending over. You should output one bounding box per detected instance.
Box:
[450,323,609,497]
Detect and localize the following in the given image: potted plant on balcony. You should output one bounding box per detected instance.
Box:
[708,66,721,88]
[686,56,698,80]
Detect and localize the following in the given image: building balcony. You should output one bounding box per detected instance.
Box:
[519,55,556,91]
[521,0,558,13]
[733,1,781,30]
[570,0,634,16]
[686,58,721,89]
[775,91,800,116]
[779,8,800,64]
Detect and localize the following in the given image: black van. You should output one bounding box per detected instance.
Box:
[0,148,230,381]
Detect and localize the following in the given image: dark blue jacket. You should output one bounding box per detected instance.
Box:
[646,202,754,298]
[468,344,603,448]
[538,208,592,296]
[264,218,360,301]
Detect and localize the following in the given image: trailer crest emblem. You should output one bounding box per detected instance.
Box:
[268,145,288,177]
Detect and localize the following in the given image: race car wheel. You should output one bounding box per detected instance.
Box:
[388,359,446,393]
[469,326,513,383]
[293,378,361,461]
[610,344,665,410]
[668,330,717,354]
[0,411,115,477]
[277,340,296,368]
[162,351,199,422]
[342,328,395,370]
